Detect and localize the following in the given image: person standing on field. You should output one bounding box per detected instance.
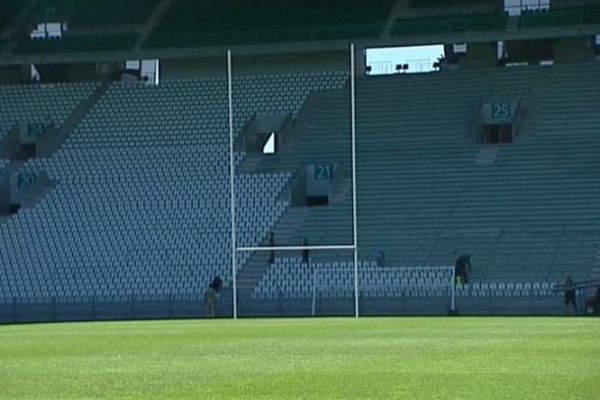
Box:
[564,276,577,315]
[204,282,218,318]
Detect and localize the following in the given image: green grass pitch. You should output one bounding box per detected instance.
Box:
[0,317,598,399]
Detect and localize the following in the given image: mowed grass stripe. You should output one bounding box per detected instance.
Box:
[0,318,598,399]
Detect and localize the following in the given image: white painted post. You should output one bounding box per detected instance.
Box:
[227,50,238,319]
[350,43,359,318]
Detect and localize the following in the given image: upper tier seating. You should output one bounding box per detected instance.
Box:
[518,5,600,29]
[13,35,138,54]
[392,12,508,37]
[0,0,27,32]
[410,0,496,7]
[29,0,160,26]
[146,0,395,48]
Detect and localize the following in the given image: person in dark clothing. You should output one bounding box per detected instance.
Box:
[376,251,386,267]
[211,276,222,294]
[454,254,471,285]
[204,282,218,318]
[585,285,600,315]
[302,238,310,265]
[564,276,577,315]
[269,232,275,264]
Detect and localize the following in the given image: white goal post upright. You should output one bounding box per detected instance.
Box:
[228,44,360,318]
[227,50,238,319]
[350,44,359,319]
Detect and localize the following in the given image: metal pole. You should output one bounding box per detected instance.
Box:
[228,50,238,319]
[237,244,355,252]
[311,262,317,317]
[350,43,359,318]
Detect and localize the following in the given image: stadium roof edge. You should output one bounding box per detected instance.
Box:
[1,24,599,66]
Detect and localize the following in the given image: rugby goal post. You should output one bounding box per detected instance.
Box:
[228,44,360,318]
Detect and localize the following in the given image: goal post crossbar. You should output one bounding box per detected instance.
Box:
[237,245,356,252]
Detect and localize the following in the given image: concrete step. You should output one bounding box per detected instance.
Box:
[237,206,310,297]
[38,81,111,157]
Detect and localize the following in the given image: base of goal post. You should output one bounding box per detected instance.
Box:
[448,309,459,316]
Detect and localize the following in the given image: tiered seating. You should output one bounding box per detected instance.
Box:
[518,5,600,29]
[65,72,346,149]
[263,63,600,286]
[0,71,346,302]
[392,12,508,37]
[0,0,27,32]
[13,35,138,54]
[29,0,159,25]
[0,82,97,141]
[233,72,348,135]
[354,64,600,283]
[409,0,495,7]
[3,145,289,301]
[66,79,228,148]
[253,257,556,299]
[16,0,158,54]
[146,0,394,48]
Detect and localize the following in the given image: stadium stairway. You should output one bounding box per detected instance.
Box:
[37,80,111,157]
[237,207,310,301]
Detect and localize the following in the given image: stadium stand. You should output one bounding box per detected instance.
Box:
[0,0,27,32]
[409,0,496,7]
[29,0,160,26]
[254,258,455,300]
[0,58,598,312]
[392,12,508,37]
[13,34,138,54]
[145,0,395,48]
[0,83,98,143]
[249,62,600,302]
[252,258,555,300]
[13,0,159,54]
[518,5,600,29]
[0,71,347,302]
